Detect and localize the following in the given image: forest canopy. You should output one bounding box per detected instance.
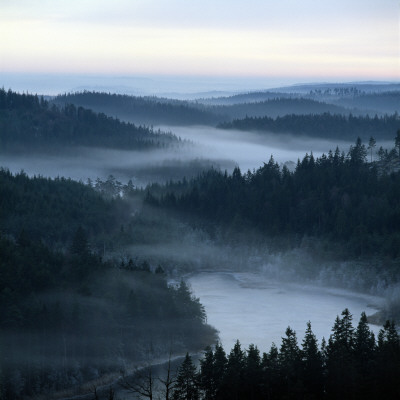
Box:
[0,89,180,151]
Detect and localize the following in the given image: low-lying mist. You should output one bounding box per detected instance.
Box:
[0,145,234,186]
[1,125,393,187]
[156,126,393,172]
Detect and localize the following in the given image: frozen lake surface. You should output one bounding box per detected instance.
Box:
[188,271,383,353]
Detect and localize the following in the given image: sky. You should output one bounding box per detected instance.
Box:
[0,0,399,92]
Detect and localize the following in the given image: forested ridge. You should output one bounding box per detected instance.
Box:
[0,88,179,151]
[203,98,351,120]
[0,169,216,399]
[149,136,400,265]
[53,91,223,126]
[219,112,400,141]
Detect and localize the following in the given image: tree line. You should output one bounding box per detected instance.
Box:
[122,309,400,400]
[218,112,400,140]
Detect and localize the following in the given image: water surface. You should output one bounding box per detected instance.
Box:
[188,271,383,353]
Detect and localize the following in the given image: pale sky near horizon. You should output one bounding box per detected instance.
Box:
[0,0,399,82]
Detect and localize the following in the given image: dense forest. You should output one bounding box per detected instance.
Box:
[0,89,179,151]
[147,136,400,289]
[0,168,128,248]
[0,169,216,399]
[218,113,400,141]
[170,309,400,400]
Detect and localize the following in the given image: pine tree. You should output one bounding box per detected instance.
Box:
[279,327,303,398]
[198,346,215,400]
[173,353,199,400]
[326,309,356,398]
[212,343,227,399]
[353,312,376,398]
[222,340,245,400]
[301,322,324,399]
[243,344,262,400]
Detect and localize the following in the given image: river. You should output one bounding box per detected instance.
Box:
[188,271,383,353]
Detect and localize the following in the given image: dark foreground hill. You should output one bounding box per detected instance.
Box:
[0,169,216,399]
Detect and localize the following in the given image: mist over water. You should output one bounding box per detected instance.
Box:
[188,271,383,353]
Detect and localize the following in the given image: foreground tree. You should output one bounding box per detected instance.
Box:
[243,344,262,400]
[325,309,356,398]
[301,322,324,399]
[279,327,303,399]
[173,353,199,400]
[221,340,246,400]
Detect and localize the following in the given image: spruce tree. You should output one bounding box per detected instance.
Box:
[222,340,245,400]
[243,344,262,400]
[353,312,376,398]
[279,327,303,398]
[326,309,356,398]
[173,353,199,400]
[301,322,324,399]
[198,346,215,400]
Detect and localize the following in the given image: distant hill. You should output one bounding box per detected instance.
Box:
[331,91,400,114]
[53,91,224,126]
[203,98,353,119]
[53,91,359,127]
[219,113,400,141]
[196,91,293,105]
[197,82,400,116]
[0,89,179,151]
[268,81,400,94]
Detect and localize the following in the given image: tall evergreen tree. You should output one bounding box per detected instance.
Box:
[212,343,227,400]
[326,309,356,399]
[222,340,246,400]
[243,344,262,400]
[301,321,324,399]
[279,327,303,399]
[353,312,376,398]
[173,353,199,400]
[198,346,216,400]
